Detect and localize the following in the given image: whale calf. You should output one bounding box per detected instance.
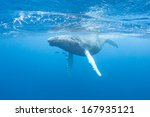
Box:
[48,32,118,77]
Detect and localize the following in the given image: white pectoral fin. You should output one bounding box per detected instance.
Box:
[85,50,102,77]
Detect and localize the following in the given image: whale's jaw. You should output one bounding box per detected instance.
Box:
[48,36,86,56]
[48,36,64,47]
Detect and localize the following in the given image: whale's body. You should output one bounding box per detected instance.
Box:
[48,32,118,77]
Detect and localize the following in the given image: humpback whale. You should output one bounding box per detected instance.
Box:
[48,32,118,77]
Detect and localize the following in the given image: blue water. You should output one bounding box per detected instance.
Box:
[0,0,150,100]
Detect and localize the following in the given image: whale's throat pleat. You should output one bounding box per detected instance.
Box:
[85,50,102,77]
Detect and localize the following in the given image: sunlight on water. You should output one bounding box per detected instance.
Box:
[0,0,150,40]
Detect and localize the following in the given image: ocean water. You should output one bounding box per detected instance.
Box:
[0,0,150,100]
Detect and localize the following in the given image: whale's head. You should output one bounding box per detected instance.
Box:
[48,35,85,55]
[48,35,76,47]
[48,36,64,46]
